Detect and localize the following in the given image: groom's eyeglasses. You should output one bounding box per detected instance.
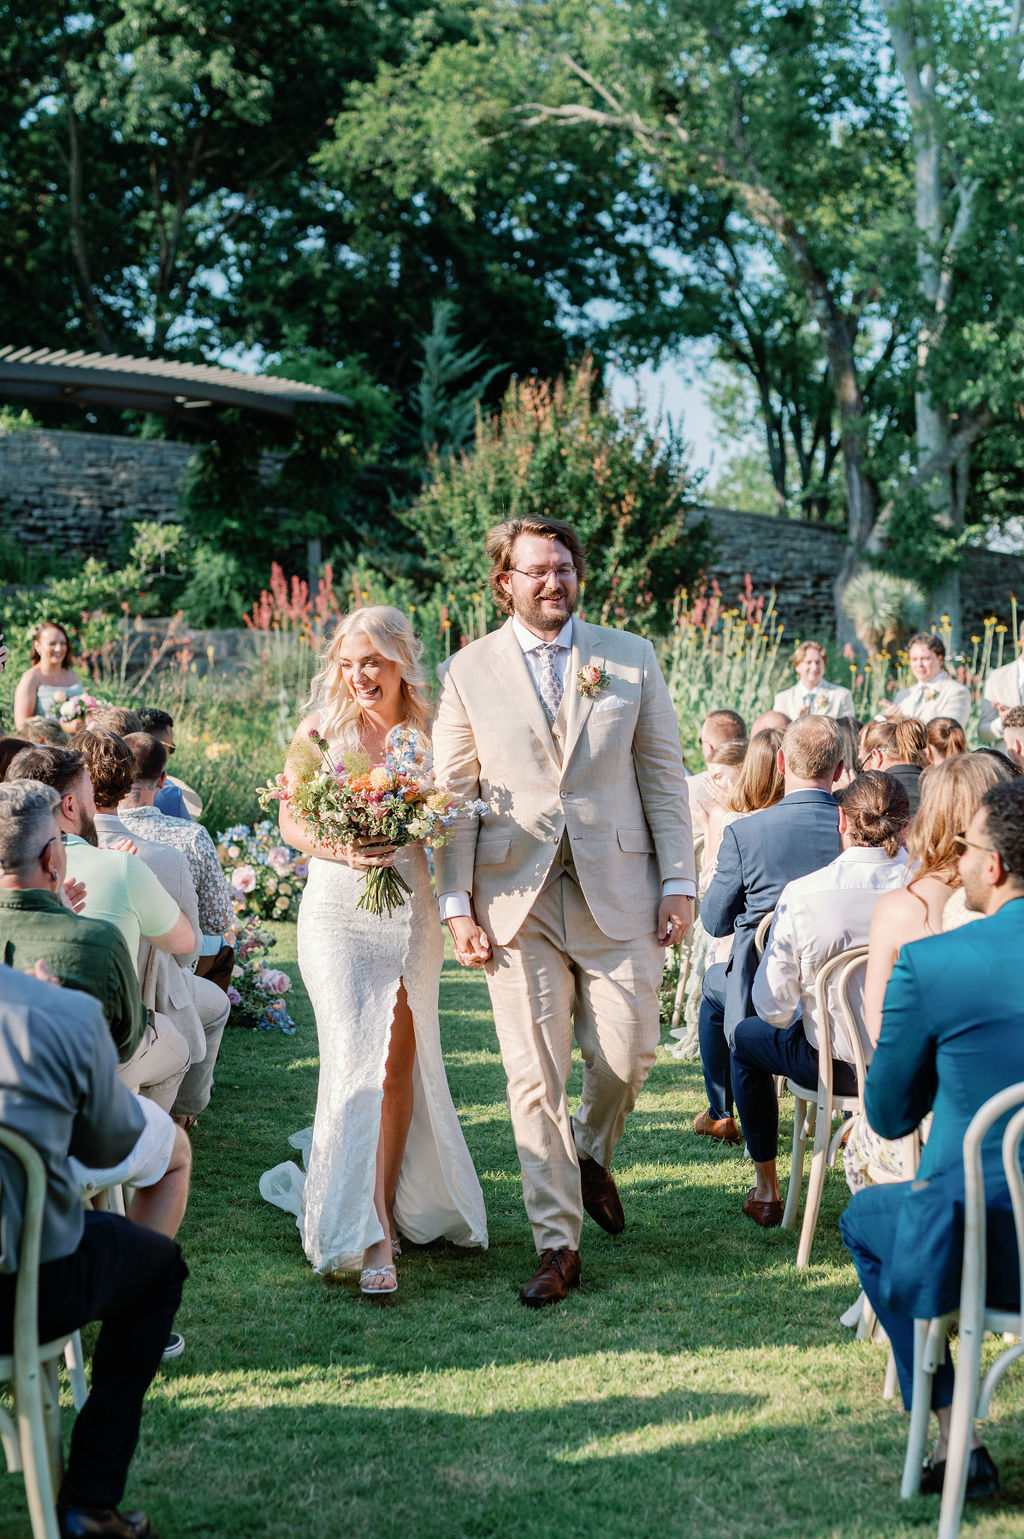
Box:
[510,566,577,583]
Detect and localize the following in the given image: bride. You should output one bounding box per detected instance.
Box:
[259,606,487,1296]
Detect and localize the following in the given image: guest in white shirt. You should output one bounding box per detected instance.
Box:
[885,631,970,727]
[730,771,912,1228]
[979,621,1024,743]
[773,639,855,721]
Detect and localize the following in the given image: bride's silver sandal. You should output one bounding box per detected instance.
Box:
[359,1263,398,1298]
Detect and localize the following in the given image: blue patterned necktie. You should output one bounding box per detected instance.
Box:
[535,643,564,723]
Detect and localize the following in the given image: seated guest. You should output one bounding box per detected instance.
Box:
[79,730,230,1130]
[859,717,929,815]
[0,781,145,1062]
[83,704,142,735]
[16,716,69,746]
[926,716,967,764]
[833,716,863,790]
[120,733,236,989]
[695,717,843,1144]
[773,639,855,721]
[12,621,84,729]
[135,707,195,821]
[885,631,970,727]
[0,736,27,779]
[998,705,1024,772]
[694,740,747,876]
[731,772,911,1227]
[73,1094,191,1243]
[6,745,194,1112]
[750,709,790,734]
[978,619,1024,743]
[841,779,1024,1500]
[688,709,747,869]
[844,752,1015,1195]
[0,961,187,1539]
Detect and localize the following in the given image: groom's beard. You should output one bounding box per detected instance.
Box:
[515,586,576,634]
[76,809,99,847]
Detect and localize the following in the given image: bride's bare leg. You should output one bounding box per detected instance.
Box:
[362,983,416,1271]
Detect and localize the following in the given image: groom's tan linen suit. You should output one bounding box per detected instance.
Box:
[433,616,694,1251]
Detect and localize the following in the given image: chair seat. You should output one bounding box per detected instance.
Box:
[0,1333,75,1378]
[786,1078,861,1112]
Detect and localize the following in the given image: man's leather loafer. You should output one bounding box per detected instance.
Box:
[572,1121,625,1233]
[519,1247,582,1306]
[58,1506,154,1539]
[694,1110,742,1146]
[742,1186,784,1228]
[920,1444,999,1501]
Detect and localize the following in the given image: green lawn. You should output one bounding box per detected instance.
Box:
[4,926,1023,1538]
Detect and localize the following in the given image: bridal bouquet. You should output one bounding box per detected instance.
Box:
[260,724,485,917]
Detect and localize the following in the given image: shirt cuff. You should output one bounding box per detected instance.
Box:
[662,879,696,899]
[438,890,472,921]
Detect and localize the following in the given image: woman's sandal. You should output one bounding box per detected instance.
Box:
[359,1264,398,1298]
[391,1238,402,1258]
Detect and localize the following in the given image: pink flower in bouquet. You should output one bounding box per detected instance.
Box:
[267,846,292,873]
[231,864,257,893]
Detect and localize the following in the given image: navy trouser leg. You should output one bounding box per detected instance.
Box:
[840,1184,953,1412]
[698,963,733,1120]
[731,1015,858,1163]
[0,1210,188,1508]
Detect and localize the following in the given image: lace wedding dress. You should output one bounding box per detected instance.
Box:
[259,844,488,1273]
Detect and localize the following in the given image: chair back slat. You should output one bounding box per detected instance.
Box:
[0,1126,46,1354]
[1001,1101,1024,1326]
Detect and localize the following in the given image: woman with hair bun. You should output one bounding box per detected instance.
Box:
[260,606,487,1297]
[925,715,966,764]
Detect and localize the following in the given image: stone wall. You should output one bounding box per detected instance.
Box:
[697,504,1023,638]
[1,428,1020,637]
[0,427,193,559]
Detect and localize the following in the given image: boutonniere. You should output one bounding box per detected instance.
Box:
[814,691,829,712]
[576,664,610,698]
[924,687,938,702]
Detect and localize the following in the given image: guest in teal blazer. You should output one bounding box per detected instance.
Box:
[841,779,1024,1497]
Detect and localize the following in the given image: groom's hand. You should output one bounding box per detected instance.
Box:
[657,895,693,947]
[448,915,491,967]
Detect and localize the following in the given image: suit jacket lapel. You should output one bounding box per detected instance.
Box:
[486,619,560,769]
[562,620,600,771]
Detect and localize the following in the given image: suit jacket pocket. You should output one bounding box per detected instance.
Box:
[475,833,513,865]
[616,827,655,854]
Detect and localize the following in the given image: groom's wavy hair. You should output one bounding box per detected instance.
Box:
[485,516,587,616]
[305,606,432,754]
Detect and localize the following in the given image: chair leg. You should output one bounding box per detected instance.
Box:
[14,1364,62,1539]
[796,1095,832,1268]
[782,1096,810,1231]
[63,1332,88,1412]
[40,1359,63,1489]
[937,1315,985,1539]
[883,1349,899,1401]
[901,1319,937,1498]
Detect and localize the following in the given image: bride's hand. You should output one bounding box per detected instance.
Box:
[342,837,397,870]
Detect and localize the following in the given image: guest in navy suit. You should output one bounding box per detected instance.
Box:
[841,779,1024,1500]
[695,717,843,1144]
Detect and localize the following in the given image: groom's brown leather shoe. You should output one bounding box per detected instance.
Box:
[572,1120,625,1233]
[519,1247,581,1306]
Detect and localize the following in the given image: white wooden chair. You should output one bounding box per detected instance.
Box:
[0,1126,79,1539]
[781,946,869,1267]
[900,1081,1024,1537]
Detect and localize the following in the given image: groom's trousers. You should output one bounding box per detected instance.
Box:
[484,852,663,1253]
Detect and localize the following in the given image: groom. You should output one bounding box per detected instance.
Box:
[433,516,694,1304]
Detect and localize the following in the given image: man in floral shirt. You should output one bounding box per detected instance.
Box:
[119,735,236,991]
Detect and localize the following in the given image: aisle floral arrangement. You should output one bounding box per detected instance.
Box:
[215,821,307,922]
[226,918,297,1033]
[260,725,486,917]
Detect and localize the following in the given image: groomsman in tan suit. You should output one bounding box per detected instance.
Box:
[433,517,695,1305]
[773,640,855,721]
[979,622,1024,743]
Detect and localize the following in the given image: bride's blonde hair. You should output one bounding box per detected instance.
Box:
[306,606,432,753]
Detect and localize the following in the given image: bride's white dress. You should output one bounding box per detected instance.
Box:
[259,844,488,1272]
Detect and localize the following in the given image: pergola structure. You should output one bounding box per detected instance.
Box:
[0,345,348,422]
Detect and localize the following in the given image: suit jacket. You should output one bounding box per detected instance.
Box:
[892,671,970,726]
[96,814,206,1063]
[979,657,1023,743]
[773,679,856,721]
[866,900,1024,1317]
[701,789,841,1037]
[432,617,694,944]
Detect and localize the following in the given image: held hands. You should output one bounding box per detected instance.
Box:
[657,895,693,947]
[448,914,491,968]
